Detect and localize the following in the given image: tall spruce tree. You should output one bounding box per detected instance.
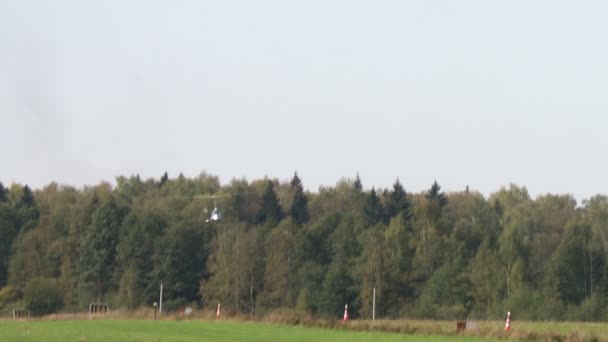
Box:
[385,179,411,221]
[353,173,363,192]
[12,184,39,233]
[426,180,448,207]
[363,188,384,227]
[289,172,309,225]
[257,180,284,226]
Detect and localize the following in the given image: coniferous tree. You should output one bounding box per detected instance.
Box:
[21,185,34,206]
[426,180,447,207]
[385,179,411,221]
[115,211,165,306]
[363,188,384,227]
[7,171,608,322]
[353,173,363,192]
[424,181,448,233]
[257,181,283,226]
[0,203,17,286]
[0,182,7,202]
[151,222,205,305]
[20,185,35,207]
[79,197,122,300]
[160,171,169,187]
[12,184,39,233]
[289,172,309,225]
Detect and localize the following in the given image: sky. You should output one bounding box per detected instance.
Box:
[1,1,607,201]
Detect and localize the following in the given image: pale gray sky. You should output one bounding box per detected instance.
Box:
[1,1,607,200]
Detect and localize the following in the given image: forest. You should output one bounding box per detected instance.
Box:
[1,172,608,321]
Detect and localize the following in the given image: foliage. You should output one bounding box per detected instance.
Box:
[257,181,284,226]
[0,203,17,286]
[385,179,411,221]
[363,188,384,226]
[3,174,608,321]
[24,278,64,315]
[78,197,122,301]
[0,285,20,309]
[289,172,309,225]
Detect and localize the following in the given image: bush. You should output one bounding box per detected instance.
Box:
[24,278,64,315]
[568,294,607,322]
[263,307,304,324]
[161,298,189,312]
[295,288,312,315]
[0,286,20,309]
[506,286,565,321]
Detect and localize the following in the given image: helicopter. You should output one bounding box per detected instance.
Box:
[206,196,222,222]
[198,192,256,223]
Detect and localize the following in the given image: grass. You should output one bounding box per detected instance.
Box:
[2,311,608,341]
[0,319,493,342]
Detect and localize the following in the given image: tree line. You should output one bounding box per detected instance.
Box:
[1,172,608,321]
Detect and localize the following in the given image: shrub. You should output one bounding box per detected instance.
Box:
[264,307,304,324]
[295,288,312,315]
[568,294,607,322]
[24,278,64,315]
[161,298,188,312]
[0,286,20,309]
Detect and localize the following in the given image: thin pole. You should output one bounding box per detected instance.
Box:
[372,287,376,321]
[159,283,163,314]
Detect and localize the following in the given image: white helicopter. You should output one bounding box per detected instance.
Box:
[206,196,222,223]
[198,192,256,223]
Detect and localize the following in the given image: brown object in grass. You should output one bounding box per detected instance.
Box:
[456,321,466,333]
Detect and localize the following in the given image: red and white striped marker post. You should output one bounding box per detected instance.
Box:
[504,311,511,331]
[343,304,349,321]
[216,303,221,317]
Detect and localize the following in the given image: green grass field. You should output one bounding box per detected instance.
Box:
[0,320,493,342]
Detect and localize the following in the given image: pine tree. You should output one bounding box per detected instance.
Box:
[289,172,309,225]
[257,181,284,226]
[363,188,384,227]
